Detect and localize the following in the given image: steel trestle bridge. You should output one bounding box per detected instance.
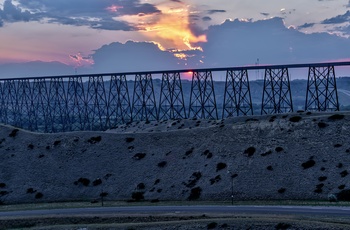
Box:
[0,62,348,132]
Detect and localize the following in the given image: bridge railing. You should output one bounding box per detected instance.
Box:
[0,61,349,132]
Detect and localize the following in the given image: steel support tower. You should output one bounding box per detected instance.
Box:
[131,73,157,122]
[158,72,186,120]
[32,79,50,132]
[222,69,253,118]
[67,76,86,131]
[188,71,218,119]
[261,68,293,114]
[108,74,132,126]
[47,77,68,132]
[305,66,339,111]
[85,76,108,131]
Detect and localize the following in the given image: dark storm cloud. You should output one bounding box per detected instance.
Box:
[298,22,315,29]
[201,17,350,67]
[0,0,160,31]
[0,0,39,23]
[260,12,270,17]
[322,10,350,24]
[202,16,211,21]
[207,10,226,14]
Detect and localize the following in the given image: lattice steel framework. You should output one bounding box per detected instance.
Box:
[188,71,218,119]
[108,74,131,126]
[47,77,68,132]
[85,76,108,131]
[261,68,293,114]
[305,66,339,111]
[67,76,86,131]
[131,74,157,122]
[158,72,186,120]
[222,69,253,118]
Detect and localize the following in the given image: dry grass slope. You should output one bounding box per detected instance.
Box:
[0,111,349,204]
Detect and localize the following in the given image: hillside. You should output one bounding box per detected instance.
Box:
[0,111,350,204]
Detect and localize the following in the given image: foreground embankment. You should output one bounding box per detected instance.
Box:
[0,111,349,204]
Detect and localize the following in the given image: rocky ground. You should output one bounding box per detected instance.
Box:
[0,111,349,205]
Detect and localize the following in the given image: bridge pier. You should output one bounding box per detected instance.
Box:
[158,72,186,120]
[188,71,218,119]
[131,74,157,122]
[108,74,132,127]
[47,77,68,132]
[86,76,108,131]
[67,76,86,131]
[222,69,253,118]
[261,68,293,114]
[305,66,339,111]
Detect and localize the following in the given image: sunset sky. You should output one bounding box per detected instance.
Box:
[1,0,350,77]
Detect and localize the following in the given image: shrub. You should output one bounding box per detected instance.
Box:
[207,222,218,229]
[278,188,286,194]
[320,167,325,171]
[209,175,221,185]
[337,163,343,168]
[27,188,36,194]
[328,114,345,121]
[318,122,328,128]
[289,116,302,122]
[53,140,61,146]
[185,148,194,156]
[158,161,167,168]
[338,185,345,190]
[0,191,9,196]
[88,136,102,144]
[27,144,34,150]
[231,173,238,178]
[334,144,342,148]
[0,183,5,188]
[275,147,284,152]
[202,150,213,159]
[9,129,19,137]
[275,223,292,230]
[318,176,327,182]
[301,160,315,169]
[314,188,322,194]
[188,187,202,200]
[316,183,324,189]
[337,189,350,201]
[244,147,256,157]
[93,179,102,186]
[157,189,162,193]
[126,137,135,143]
[340,170,348,177]
[151,199,159,203]
[267,166,273,171]
[132,153,146,160]
[216,162,227,172]
[137,183,145,190]
[269,116,277,122]
[306,112,312,115]
[185,172,202,188]
[100,192,108,197]
[154,179,160,185]
[75,178,90,186]
[35,192,43,199]
[131,192,144,201]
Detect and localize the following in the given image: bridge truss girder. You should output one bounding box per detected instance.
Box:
[305,66,339,111]
[223,69,253,118]
[261,68,293,114]
[158,72,186,120]
[189,71,218,119]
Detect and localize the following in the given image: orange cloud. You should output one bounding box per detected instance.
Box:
[142,4,207,52]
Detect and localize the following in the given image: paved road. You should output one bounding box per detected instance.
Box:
[0,206,350,218]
